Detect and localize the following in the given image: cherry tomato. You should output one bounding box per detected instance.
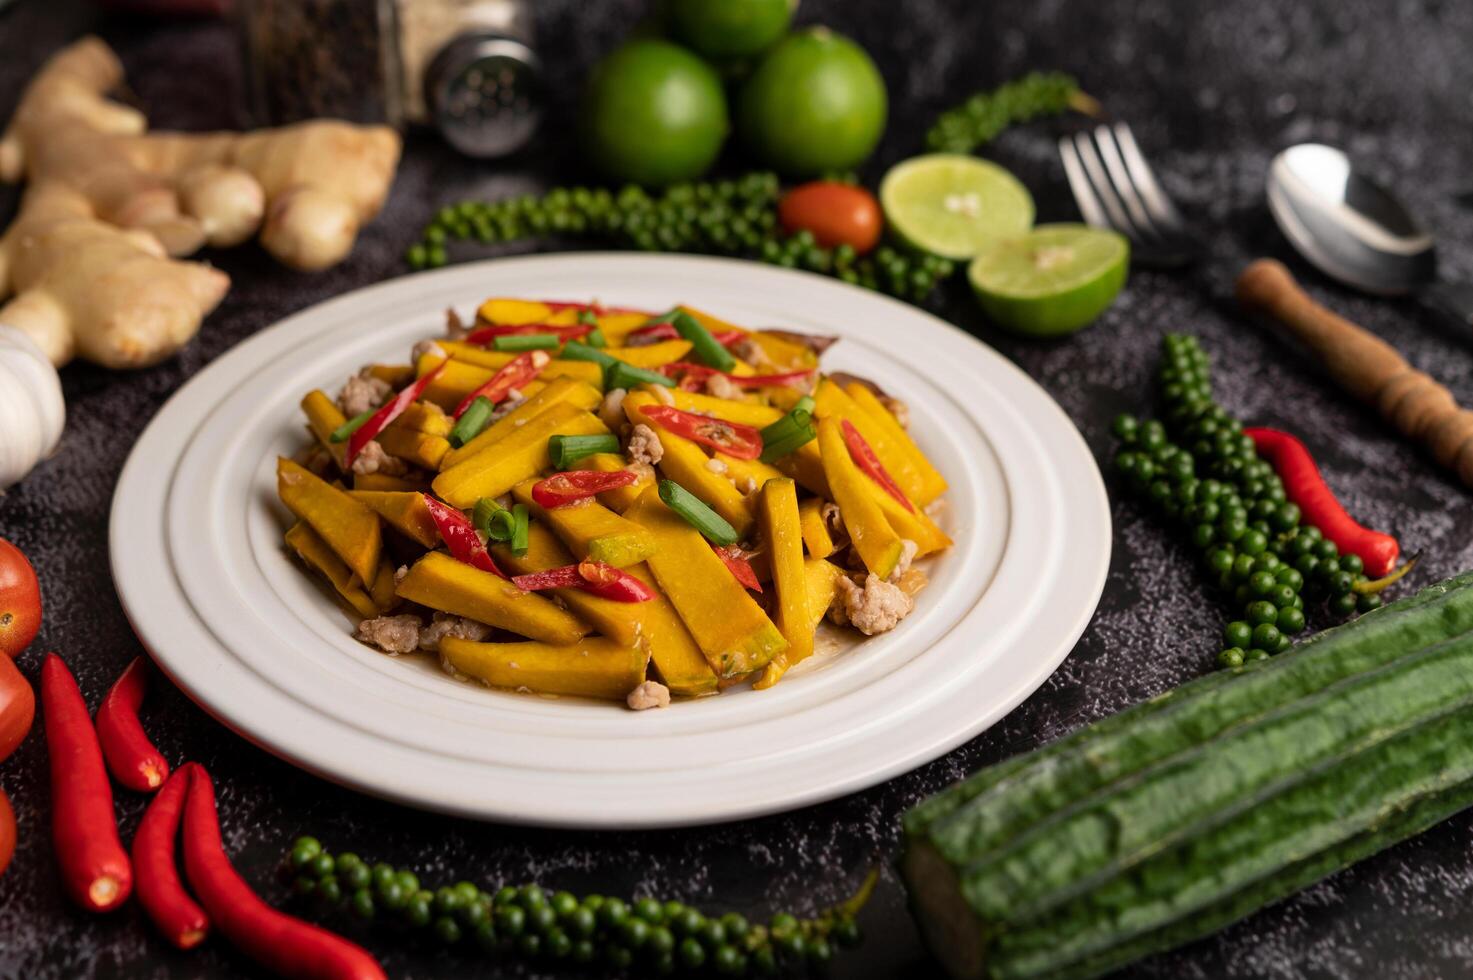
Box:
[0,789,13,878]
[0,539,40,659]
[0,654,34,764]
[778,181,883,254]
[641,406,764,460]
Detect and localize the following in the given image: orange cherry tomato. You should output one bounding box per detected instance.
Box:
[0,788,14,878]
[0,654,34,764]
[778,181,883,254]
[0,539,40,659]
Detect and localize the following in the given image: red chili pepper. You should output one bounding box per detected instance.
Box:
[422,495,505,577]
[346,362,447,466]
[133,767,209,949]
[642,405,764,460]
[41,652,132,912]
[1245,427,1401,577]
[841,419,914,513]
[627,323,745,347]
[451,350,550,418]
[180,763,386,980]
[464,322,595,346]
[712,545,762,592]
[94,655,169,793]
[512,559,655,602]
[530,470,638,509]
[660,361,816,392]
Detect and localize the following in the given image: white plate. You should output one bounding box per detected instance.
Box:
[111,253,1109,828]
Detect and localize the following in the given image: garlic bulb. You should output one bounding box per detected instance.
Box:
[0,325,65,491]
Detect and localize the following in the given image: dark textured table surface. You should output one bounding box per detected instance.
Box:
[4,0,1473,976]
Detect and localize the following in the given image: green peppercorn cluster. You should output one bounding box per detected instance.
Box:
[406,173,955,304]
[925,72,1086,155]
[285,837,865,976]
[1112,335,1381,669]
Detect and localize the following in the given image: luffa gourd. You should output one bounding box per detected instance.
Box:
[0,325,65,490]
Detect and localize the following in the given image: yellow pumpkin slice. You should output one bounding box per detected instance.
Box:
[441,635,648,701]
[816,417,903,580]
[440,376,602,469]
[284,521,377,618]
[624,391,753,536]
[843,381,947,505]
[432,403,609,508]
[626,486,786,677]
[396,551,587,644]
[511,479,656,567]
[376,427,450,471]
[348,490,439,548]
[277,457,382,584]
[353,472,428,492]
[414,354,548,411]
[754,478,812,690]
[580,453,654,513]
[814,379,932,507]
[301,390,349,470]
[798,498,835,559]
[492,524,716,696]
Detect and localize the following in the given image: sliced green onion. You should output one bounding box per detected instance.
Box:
[758,404,818,463]
[329,409,374,443]
[562,341,618,370]
[585,327,607,347]
[509,504,529,555]
[576,309,599,326]
[792,395,816,416]
[473,497,504,538]
[658,479,739,546]
[549,433,621,470]
[449,396,495,447]
[493,333,560,352]
[670,310,736,371]
[606,360,676,390]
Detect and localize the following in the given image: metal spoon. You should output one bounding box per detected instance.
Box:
[1265,143,1473,328]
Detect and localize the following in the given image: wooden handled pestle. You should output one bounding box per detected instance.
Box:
[1237,259,1473,490]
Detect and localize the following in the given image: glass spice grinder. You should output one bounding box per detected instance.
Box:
[239,0,542,159]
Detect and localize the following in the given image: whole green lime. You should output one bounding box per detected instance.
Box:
[580,40,729,187]
[668,0,794,61]
[736,27,887,178]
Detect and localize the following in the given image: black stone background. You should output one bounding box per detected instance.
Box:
[3,0,1473,976]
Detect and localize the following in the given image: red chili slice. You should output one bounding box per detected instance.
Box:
[134,767,209,949]
[512,559,655,602]
[841,419,914,513]
[180,764,386,980]
[464,322,595,346]
[94,655,169,793]
[626,322,745,347]
[451,350,550,418]
[422,495,505,577]
[530,470,638,509]
[712,545,762,592]
[346,362,447,466]
[642,405,763,460]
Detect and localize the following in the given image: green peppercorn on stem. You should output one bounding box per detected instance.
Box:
[282,842,870,975]
[406,173,956,306]
[925,72,1095,155]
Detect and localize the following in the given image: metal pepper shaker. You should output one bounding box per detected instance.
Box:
[399,0,543,159]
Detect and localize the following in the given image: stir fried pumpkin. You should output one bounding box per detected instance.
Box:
[278,297,953,709]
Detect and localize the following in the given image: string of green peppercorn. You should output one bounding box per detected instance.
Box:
[283,837,872,976]
[924,71,1101,155]
[406,172,955,305]
[1112,334,1383,669]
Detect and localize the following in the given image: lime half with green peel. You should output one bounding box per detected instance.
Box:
[879,154,1035,260]
[968,224,1130,337]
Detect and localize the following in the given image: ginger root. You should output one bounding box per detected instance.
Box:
[0,36,401,368]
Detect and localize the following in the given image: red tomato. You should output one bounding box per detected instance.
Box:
[778,181,883,254]
[0,654,34,764]
[0,789,13,878]
[0,539,40,659]
[641,406,764,460]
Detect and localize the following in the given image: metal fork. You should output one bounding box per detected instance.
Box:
[1059,123,1200,269]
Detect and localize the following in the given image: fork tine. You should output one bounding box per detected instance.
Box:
[1093,125,1161,241]
[1070,132,1139,240]
[1058,136,1111,230]
[1111,123,1188,237]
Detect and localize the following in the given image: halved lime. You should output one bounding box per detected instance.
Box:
[968,224,1129,337]
[879,154,1034,259]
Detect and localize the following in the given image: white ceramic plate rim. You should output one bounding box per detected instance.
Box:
[110,253,1109,828]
